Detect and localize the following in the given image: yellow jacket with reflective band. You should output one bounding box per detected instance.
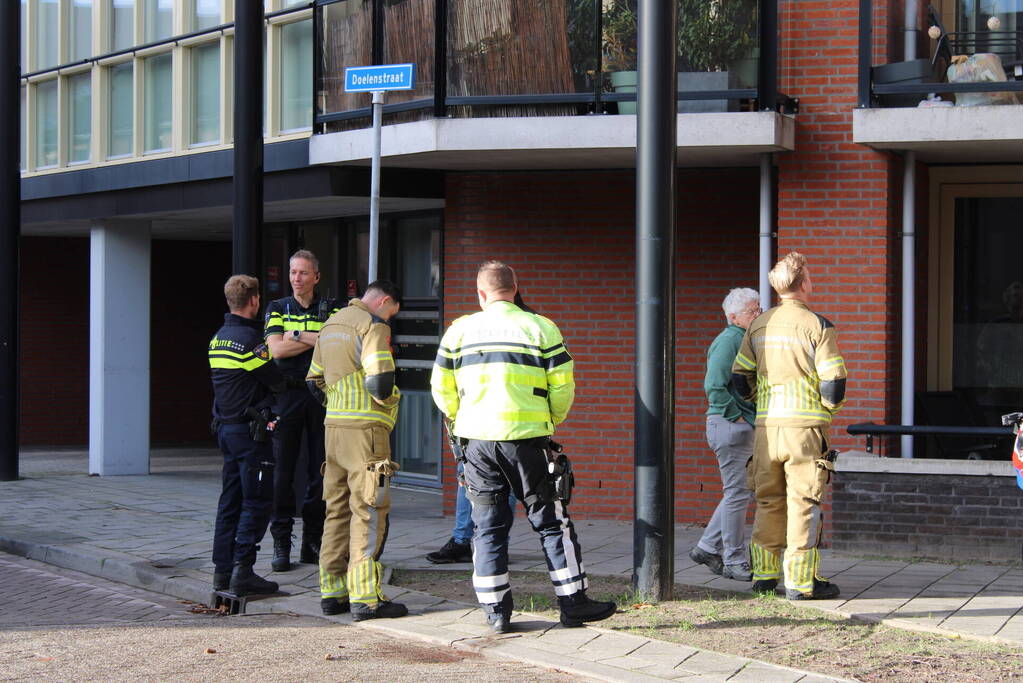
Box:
[731,299,847,427]
[307,299,400,431]
[431,300,574,441]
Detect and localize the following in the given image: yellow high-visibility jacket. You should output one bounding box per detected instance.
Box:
[307,299,400,431]
[431,300,574,441]
[731,299,847,427]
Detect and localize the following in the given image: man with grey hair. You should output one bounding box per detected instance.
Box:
[689,287,761,582]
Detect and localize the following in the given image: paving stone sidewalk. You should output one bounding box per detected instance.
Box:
[2,448,1021,680]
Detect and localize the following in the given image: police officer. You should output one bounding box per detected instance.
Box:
[431,261,616,633]
[731,252,847,600]
[264,250,339,572]
[209,275,291,597]
[306,280,407,620]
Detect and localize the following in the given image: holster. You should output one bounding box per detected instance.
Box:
[544,439,574,504]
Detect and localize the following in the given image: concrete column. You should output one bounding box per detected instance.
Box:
[89,221,151,475]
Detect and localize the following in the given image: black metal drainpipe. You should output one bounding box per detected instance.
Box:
[858,0,873,108]
[232,1,264,276]
[633,0,677,603]
[0,1,18,481]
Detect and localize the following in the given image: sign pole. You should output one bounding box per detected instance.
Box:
[368,90,384,283]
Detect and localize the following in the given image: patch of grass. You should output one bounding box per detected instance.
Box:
[391,568,1023,683]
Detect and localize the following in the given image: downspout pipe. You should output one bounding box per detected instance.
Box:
[0,1,19,481]
[901,151,916,458]
[759,153,772,312]
[905,0,919,61]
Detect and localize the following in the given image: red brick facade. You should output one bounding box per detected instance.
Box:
[19,237,229,447]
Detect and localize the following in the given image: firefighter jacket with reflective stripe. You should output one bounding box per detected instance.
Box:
[209,313,288,423]
[431,300,575,441]
[263,295,341,379]
[731,299,847,427]
[307,299,400,431]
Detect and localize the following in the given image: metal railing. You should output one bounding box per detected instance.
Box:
[847,422,1013,457]
[314,0,786,132]
[857,0,1023,108]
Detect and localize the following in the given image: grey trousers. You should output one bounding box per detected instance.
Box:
[697,414,754,566]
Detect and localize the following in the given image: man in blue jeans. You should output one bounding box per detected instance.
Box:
[689,287,761,582]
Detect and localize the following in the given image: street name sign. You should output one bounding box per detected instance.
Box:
[344,64,416,93]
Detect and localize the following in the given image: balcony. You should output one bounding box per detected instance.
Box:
[853,0,1023,163]
[310,0,794,170]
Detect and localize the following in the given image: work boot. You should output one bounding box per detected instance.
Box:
[321,597,350,616]
[786,579,841,601]
[688,546,724,576]
[487,612,511,634]
[350,600,408,622]
[557,591,617,628]
[299,535,320,564]
[752,578,779,594]
[272,536,292,573]
[426,538,472,564]
[229,564,279,597]
[213,572,231,592]
[722,562,753,582]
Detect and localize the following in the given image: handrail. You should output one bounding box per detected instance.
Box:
[847,421,1013,455]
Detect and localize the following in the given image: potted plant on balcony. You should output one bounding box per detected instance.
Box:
[604,0,759,114]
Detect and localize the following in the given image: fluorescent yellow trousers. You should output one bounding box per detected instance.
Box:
[748,425,835,593]
[318,424,397,605]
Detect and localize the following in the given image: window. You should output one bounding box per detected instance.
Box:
[279,19,312,131]
[36,0,60,70]
[143,0,173,43]
[111,0,135,51]
[20,86,26,171]
[108,61,133,157]
[35,79,58,168]
[144,52,173,152]
[192,0,220,31]
[191,41,220,145]
[70,0,93,62]
[68,72,91,163]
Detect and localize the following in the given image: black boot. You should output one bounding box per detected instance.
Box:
[426,538,472,564]
[213,572,231,592]
[272,536,292,573]
[558,591,617,628]
[300,534,320,564]
[229,564,279,597]
[321,597,350,616]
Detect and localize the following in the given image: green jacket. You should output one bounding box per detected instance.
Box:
[431,300,574,440]
[704,324,755,425]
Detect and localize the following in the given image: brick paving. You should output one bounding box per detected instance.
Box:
[2,448,1021,679]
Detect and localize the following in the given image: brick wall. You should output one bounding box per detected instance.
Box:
[19,237,90,446]
[19,236,230,447]
[443,169,759,522]
[777,0,900,454]
[832,471,1023,562]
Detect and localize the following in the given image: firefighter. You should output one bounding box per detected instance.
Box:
[430,260,616,633]
[731,252,847,600]
[306,280,407,620]
[263,250,339,572]
[209,275,293,597]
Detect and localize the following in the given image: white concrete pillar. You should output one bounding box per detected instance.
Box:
[89,221,151,475]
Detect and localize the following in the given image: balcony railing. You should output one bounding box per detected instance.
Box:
[314,0,784,133]
[857,0,1023,108]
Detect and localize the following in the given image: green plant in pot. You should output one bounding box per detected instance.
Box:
[603,0,759,113]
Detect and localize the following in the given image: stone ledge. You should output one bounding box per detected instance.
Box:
[836,453,1015,477]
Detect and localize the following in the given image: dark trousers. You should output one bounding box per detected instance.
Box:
[212,423,274,572]
[462,437,588,614]
[270,391,327,540]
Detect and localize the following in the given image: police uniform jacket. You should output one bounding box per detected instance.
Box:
[731,299,847,427]
[431,300,574,441]
[306,299,400,431]
[264,295,341,415]
[209,313,289,423]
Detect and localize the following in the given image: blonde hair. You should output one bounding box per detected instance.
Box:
[477,260,517,294]
[224,274,260,311]
[768,251,808,295]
